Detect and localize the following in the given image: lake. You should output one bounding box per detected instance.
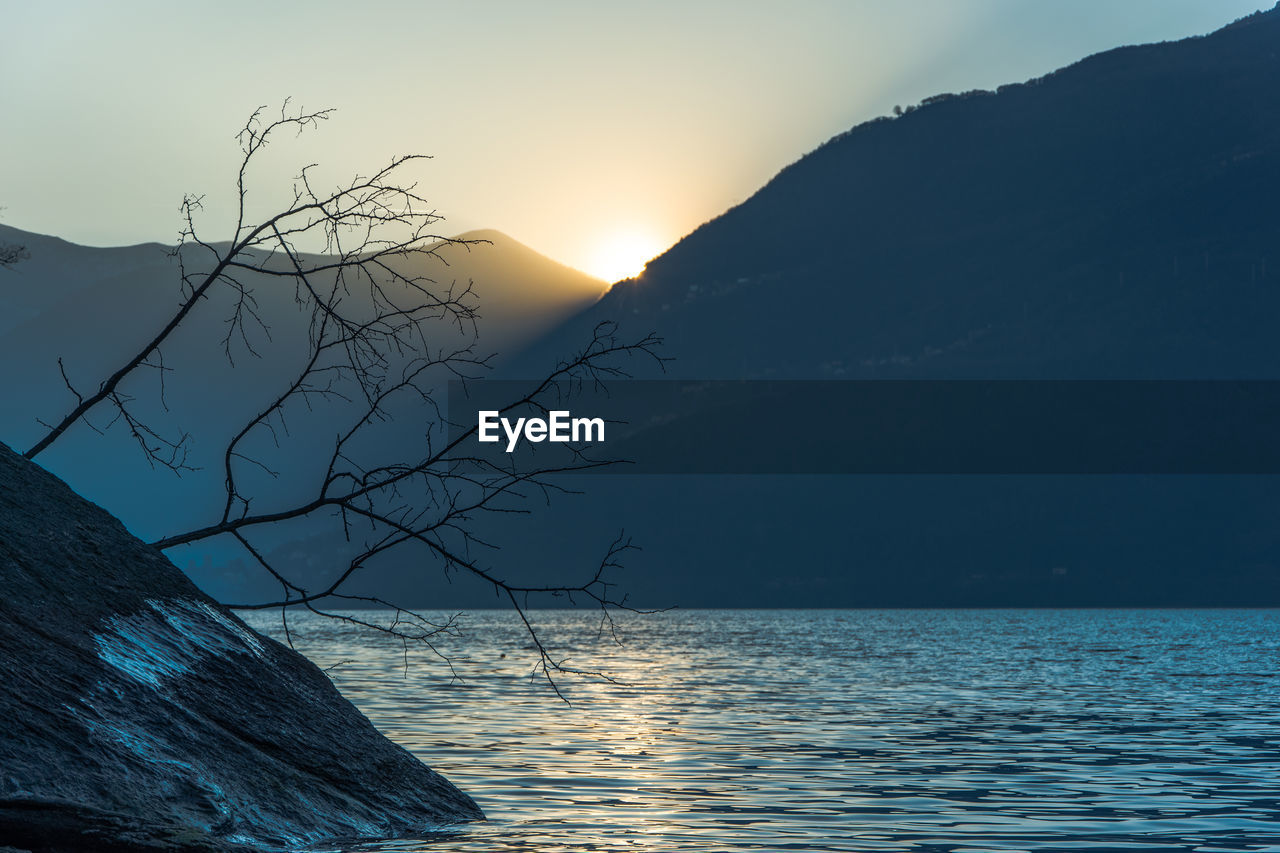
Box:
[240,609,1280,852]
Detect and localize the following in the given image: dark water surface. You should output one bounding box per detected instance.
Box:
[241,609,1280,852]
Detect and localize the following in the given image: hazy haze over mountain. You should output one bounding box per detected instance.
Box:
[0,224,603,543]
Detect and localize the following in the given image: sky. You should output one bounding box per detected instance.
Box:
[0,0,1270,281]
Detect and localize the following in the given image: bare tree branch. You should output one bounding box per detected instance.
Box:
[26,102,670,696]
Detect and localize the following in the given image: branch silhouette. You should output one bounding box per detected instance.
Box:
[26,102,668,695]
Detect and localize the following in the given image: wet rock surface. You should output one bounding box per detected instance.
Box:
[0,441,482,851]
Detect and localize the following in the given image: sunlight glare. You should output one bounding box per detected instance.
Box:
[588,230,664,283]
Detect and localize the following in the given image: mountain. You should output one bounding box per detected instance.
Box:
[0,227,173,339]
[445,228,607,352]
[513,4,1280,381]
[469,5,1280,610]
[0,225,603,541]
[11,8,1280,609]
[0,224,602,408]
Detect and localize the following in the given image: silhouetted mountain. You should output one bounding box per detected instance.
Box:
[0,227,173,339]
[12,8,1280,609]
[475,5,1280,610]
[514,4,1280,381]
[0,225,601,430]
[0,225,602,542]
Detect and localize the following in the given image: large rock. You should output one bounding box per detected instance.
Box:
[0,441,482,851]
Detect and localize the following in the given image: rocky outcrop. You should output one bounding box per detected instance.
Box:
[0,441,482,851]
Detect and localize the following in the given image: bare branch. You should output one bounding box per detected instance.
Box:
[29,102,668,697]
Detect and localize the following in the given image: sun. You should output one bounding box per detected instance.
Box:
[587,230,663,283]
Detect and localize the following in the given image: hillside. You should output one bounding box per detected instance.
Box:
[0,225,603,542]
[473,5,1280,610]
[10,7,1280,608]
[0,225,602,412]
[514,4,1280,380]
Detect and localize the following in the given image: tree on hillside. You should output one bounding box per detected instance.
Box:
[20,103,663,695]
[1,208,27,268]
[0,243,26,268]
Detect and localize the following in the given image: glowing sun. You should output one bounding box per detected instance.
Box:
[587,230,663,283]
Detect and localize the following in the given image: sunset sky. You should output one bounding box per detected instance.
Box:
[1,1,1268,281]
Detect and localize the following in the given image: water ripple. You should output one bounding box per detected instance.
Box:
[242,609,1280,852]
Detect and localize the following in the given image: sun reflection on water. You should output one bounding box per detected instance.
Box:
[243,608,1280,852]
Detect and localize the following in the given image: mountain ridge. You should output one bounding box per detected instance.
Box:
[0,223,605,546]
[510,2,1280,382]
[476,3,1280,610]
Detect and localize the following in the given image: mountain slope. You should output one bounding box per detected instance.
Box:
[0,225,172,338]
[444,228,606,356]
[0,226,603,541]
[477,5,1280,610]
[514,4,1280,380]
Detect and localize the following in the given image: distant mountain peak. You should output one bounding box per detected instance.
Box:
[445,228,606,284]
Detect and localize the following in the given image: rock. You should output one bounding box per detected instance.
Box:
[0,441,482,851]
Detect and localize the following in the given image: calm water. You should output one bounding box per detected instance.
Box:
[241,609,1280,852]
